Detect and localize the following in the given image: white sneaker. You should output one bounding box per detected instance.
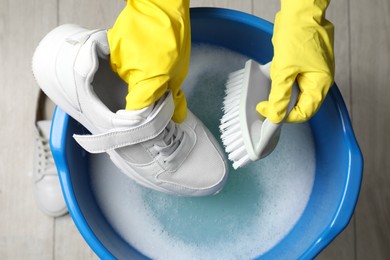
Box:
[33,91,68,217]
[32,24,228,196]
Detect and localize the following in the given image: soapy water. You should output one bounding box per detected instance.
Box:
[89,44,315,259]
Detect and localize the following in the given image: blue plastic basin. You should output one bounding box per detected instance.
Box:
[50,8,363,260]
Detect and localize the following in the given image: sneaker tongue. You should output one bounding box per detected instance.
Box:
[37,120,52,139]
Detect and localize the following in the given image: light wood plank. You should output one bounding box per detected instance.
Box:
[54,216,98,260]
[351,0,390,259]
[58,0,125,29]
[316,222,356,260]
[0,0,58,259]
[253,0,280,22]
[327,0,351,109]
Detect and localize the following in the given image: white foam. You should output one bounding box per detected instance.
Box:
[89,44,316,259]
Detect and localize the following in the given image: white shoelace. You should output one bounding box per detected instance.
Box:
[153,121,185,163]
[36,135,55,175]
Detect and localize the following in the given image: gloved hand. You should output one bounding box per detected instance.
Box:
[256,0,335,123]
[108,0,190,123]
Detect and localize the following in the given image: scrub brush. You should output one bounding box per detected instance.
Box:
[220,60,299,169]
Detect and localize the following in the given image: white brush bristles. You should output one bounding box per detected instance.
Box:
[220,69,252,169]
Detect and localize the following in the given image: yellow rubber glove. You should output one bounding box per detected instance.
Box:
[108,0,190,123]
[256,0,335,123]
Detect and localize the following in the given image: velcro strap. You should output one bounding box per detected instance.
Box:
[73,92,174,153]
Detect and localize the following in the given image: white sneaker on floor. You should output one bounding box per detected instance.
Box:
[32,24,228,196]
[33,91,68,217]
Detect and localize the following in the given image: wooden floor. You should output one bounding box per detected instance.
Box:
[0,0,389,259]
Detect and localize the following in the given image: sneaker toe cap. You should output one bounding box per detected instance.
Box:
[158,123,228,196]
[34,176,68,217]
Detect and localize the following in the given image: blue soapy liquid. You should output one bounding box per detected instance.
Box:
[183,43,246,135]
[142,167,264,246]
[90,44,315,259]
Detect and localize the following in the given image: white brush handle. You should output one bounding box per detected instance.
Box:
[252,62,300,159]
